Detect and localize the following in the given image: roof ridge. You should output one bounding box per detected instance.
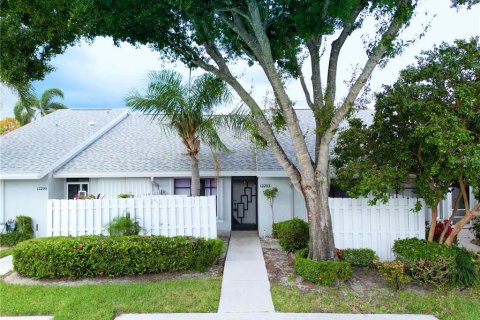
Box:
[37,110,130,179]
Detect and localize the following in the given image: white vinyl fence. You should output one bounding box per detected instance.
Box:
[46,196,217,239]
[330,196,425,260]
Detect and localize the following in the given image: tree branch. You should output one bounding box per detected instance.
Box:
[325,1,366,106]
[194,38,303,190]
[320,0,412,161]
[295,56,313,108]
[307,37,324,108]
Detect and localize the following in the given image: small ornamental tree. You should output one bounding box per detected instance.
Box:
[333,38,480,245]
[263,187,279,225]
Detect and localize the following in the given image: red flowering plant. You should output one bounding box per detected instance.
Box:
[336,248,344,259]
[73,193,101,200]
[433,219,453,242]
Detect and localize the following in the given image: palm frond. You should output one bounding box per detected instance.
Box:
[13,98,37,125]
[197,119,229,152]
[189,74,232,113]
[126,70,187,123]
[40,88,65,115]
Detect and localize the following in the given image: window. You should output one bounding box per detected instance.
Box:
[328,184,350,198]
[201,178,217,196]
[67,178,89,199]
[174,178,217,196]
[174,179,192,196]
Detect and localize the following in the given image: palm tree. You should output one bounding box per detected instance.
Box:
[126,70,234,196]
[14,88,67,125]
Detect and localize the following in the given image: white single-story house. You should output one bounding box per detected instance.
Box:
[0,108,476,240]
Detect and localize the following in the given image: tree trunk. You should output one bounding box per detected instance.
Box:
[427,202,438,242]
[304,183,337,260]
[190,155,201,197]
[445,213,471,245]
[305,147,336,261]
[445,204,480,245]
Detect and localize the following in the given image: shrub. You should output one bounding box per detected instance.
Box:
[272,218,309,252]
[0,216,33,247]
[393,238,478,286]
[13,235,224,279]
[336,248,378,266]
[374,260,411,290]
[106,214,141,236]
[453,246,479,287]
[294,249,352,286]
[117,193,134,198]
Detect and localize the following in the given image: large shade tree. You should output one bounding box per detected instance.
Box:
[126,70,232,197]
[1,0,477,260]
[332,38,480,245]
[14,88,67,125]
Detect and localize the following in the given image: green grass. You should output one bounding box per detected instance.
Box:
[0,278,221,319]
[0,248,12,258]
[272,284,480,320]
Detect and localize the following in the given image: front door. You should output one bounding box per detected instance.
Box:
[231,177,257,230]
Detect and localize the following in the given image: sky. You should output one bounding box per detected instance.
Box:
[1,0,479,119]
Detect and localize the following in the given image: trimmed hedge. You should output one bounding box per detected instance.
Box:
[294,248,353,285]
[13,235,224,279]
[0,216,34,247]
[337,248,378,266]
[272,218,309,252]
[393,238,478,287]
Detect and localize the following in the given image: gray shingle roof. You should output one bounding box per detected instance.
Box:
[0,109,127,178]
[1,108,373,178]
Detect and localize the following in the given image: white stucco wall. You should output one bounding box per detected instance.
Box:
[257,177,306,237]
[3,178,49,237]
[217,177,232,232]
[48,178,65,199]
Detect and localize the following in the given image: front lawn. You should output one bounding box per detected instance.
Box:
[272,284,480,320]
[0,278,221,320]
[0,248,12,258]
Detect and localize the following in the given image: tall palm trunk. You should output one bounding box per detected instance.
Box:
[190,155,201,196]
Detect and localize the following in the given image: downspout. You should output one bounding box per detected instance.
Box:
[151,177,160,195]
[290,183,295,219]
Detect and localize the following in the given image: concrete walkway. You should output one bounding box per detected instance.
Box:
[458,228,479,254]
[0,254,13,276]
[218,231,275,313]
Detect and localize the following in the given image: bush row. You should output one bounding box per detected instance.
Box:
[393,238,478,287]
[272,218,309,252]
[0,216,34,247]
[294,248,352,285]
[13,235,224,279]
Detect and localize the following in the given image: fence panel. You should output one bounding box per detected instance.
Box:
[46,196,217,239]
[330,195,425,260]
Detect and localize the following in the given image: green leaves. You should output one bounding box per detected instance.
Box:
[333,37,480,207]
[125,70,233,154]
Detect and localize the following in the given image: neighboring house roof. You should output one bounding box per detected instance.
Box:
[0,109,128,179]
[0,108,373,179]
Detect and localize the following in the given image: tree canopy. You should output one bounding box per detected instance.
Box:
[333,37,480,244]
[1,0,477,260]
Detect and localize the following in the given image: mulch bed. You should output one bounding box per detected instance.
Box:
[260,237,429,295]
[2,235,230,286]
